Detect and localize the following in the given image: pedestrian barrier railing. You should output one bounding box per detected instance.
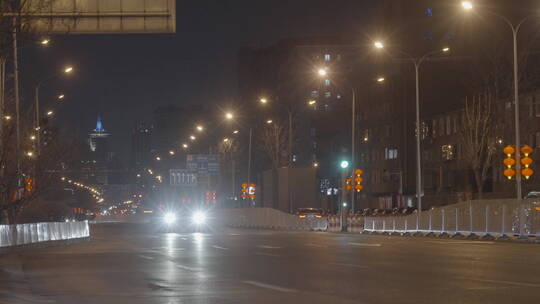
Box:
[362,199,540,239]
[0,221,90,248]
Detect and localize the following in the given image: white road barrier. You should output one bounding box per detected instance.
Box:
[218,208,327,231]
[0,221,90,248]
[363,199,540,239]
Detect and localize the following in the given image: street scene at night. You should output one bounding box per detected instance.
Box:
[3,0,540,303]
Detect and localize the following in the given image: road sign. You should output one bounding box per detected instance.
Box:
[27,0,176,34]
[187,154,220,175]
[170,169,197,186]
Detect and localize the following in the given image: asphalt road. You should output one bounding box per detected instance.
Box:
[2,223,540,304]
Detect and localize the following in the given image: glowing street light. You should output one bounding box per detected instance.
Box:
[169,150,175,156]
[259,97,268,104]
[340,160,349,169]
[223,138,229,142]
[26,151,34,157]
[266,119,273,124]
[196,125,204,132]
[225,112,234,120]
[313,162,319,168]
[46,110,54,116]
[182,143,189,149]
[155,156,161,161]
[374,41,384,49]
[40,38,50,45]
[461,1,473,10]
[58,94,65,100]
[64,66,74,74]
[317,68,328,76]
[30,135,36,141]
[233,130,239,134]
[4,115,11,121]
[190,135,196,141]
[377,77,386,83]
[308,100,317,105]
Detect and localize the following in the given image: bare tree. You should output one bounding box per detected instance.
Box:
[261,121,287,169]
[459,93,497,199]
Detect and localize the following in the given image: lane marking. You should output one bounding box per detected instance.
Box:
[243,280,298,293]
[255,252,281,257]
[212,245,229,250]
[462,278,540,288]
[176,265,201,272]
[426,241,494,245]
[138,255,154,260]
[305,243,328,248]
[348,242,382,247]
[229,233,241,236]
[331,262,369,269]
[257,245,282,249]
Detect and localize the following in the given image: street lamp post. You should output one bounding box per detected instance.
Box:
[375,41,449,212]
[34,66,74,156]
[462,1,529,199]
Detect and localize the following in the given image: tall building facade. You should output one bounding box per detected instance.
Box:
[130,122,152,171]
[82,117,112,185]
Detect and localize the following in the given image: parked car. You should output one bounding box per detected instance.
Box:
[296,208,324,219]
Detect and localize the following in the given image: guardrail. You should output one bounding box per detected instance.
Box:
[218,208,327,231]
[0,221,90,248]
[363,199,540,239]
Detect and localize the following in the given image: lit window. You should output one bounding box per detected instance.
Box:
[325,92,331,98]
[292,155,298,162]
[311,90,319,98]
[324,54,331,61]
[425,8,433,16]
[324,79,331,86]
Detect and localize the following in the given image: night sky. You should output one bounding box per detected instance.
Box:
[21,0,375,165]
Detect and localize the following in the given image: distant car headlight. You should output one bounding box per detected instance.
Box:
[164,212,176,224]
[192,211,207,225]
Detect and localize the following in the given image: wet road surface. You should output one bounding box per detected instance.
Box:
[2,223,540,303]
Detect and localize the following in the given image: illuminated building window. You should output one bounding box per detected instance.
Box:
[324,79,331,86]
[311,90,319,98]
[325,92,331,98]
[324,54,331,61]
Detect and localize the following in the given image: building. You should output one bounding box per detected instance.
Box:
[81,117,112,185]
[130,122,152,171]
[355,0,540,210]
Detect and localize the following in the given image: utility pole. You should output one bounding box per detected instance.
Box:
[12,17,22,192]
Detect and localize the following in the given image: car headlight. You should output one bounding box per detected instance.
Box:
[192,211,207,225]
[163,212,176,224]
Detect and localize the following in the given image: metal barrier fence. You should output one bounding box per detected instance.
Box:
[218,208,328,231]
[0,221,90,248]
[363,199,540,238]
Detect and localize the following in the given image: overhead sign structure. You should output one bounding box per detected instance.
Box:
[170,169,197,187]
[26,0,176,34]
[187,155,220,175]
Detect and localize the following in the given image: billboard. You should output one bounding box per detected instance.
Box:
[27,0,176,34]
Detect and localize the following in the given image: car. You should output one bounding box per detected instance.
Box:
[151,207,212,233]
[296,208,324,219]
[525,191,540,199]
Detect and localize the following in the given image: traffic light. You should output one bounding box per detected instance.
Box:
[248,184,256,199]
[241,183,248,199]
[521,145,534,180]
[354,169,364,192]
[346,178,352,192]
[503,145,516,179]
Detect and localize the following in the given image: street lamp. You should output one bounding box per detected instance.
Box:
[376,44,450,212]
[182,143,189,149]
[233,130,239,134]
[308,100,317,106]
[374,41,384,49]
[318,68,328,76]
[462,2,529,199]
[64,66,74,74]
[190,135,196,141]
[40,38,50,46]
[225,112,234,120]
[57,94,65,101]
[196,125,204,132]
[155,156,161,161]
[259,97,268,104]
[316,68,385,213]
[340,160,350,169]
[4,115,11,121]
[169,150,175,156]
[266,119,273,124]
[461,1,473,10]
[46,110,54,116]
[223,138,229,142]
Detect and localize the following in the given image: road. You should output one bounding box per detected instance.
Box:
[2,223,540,304]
